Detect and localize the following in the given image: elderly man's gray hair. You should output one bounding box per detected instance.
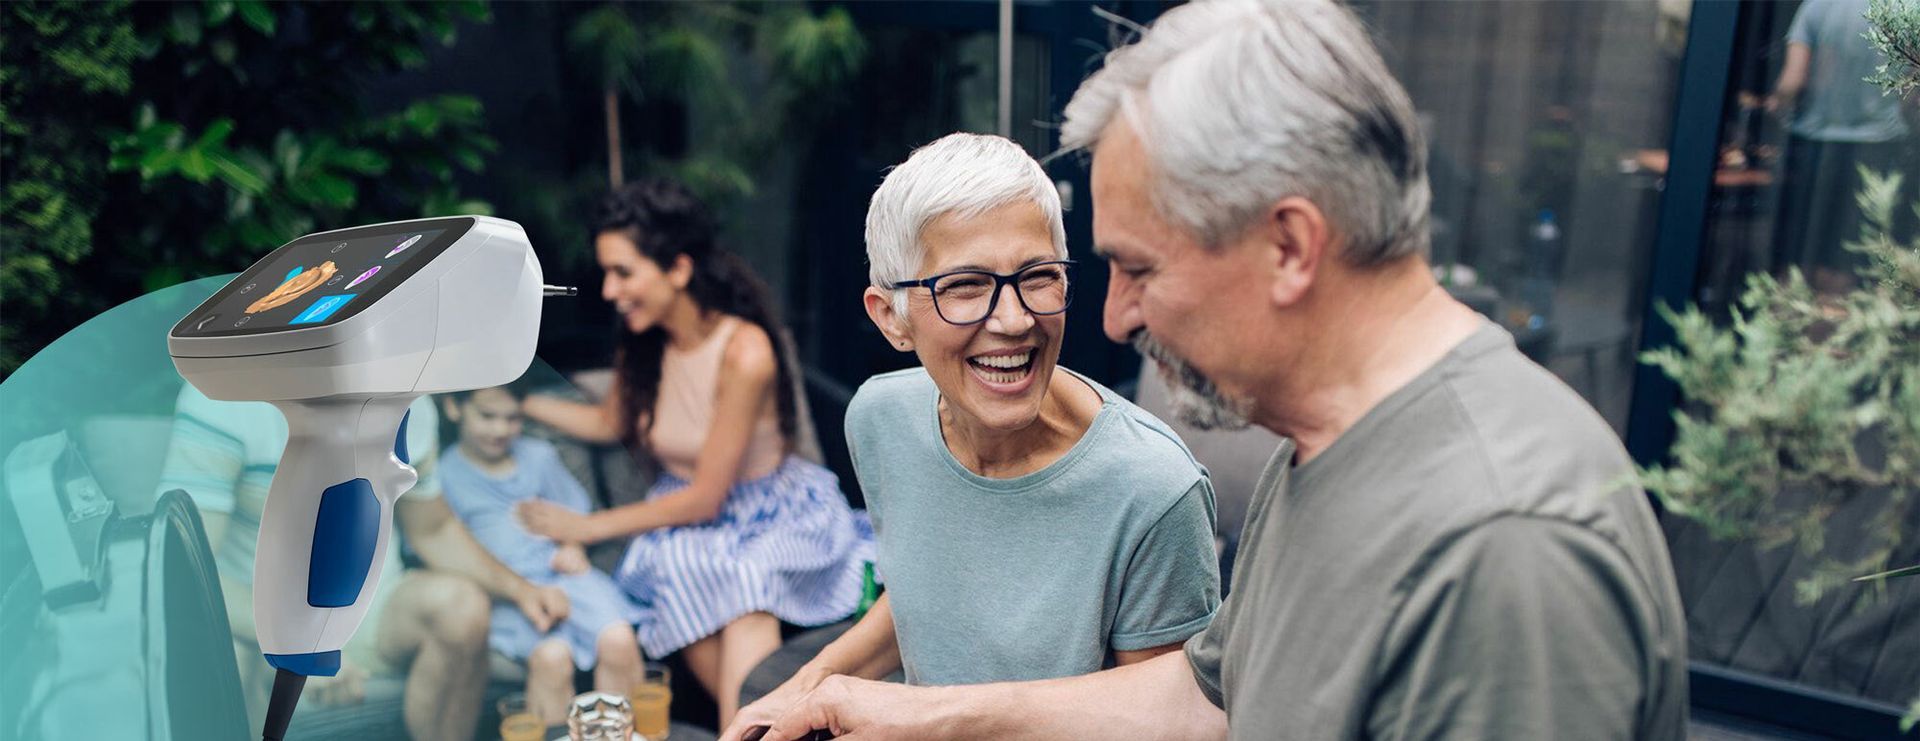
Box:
[865,133,1068,311]
[1061,0,1430,266]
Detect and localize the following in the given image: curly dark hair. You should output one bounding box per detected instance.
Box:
[594,178,798,454]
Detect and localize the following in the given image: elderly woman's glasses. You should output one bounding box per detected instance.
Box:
[890,260,1075,326]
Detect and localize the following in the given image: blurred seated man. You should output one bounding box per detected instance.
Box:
[156,384,572,741]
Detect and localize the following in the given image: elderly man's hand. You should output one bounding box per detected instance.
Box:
[722,666,833,741]
[757,675,946,741]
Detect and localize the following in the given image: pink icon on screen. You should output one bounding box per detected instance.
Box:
[386,234,423,258]
[346,265,381,290]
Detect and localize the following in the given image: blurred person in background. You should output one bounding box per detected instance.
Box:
[723,133,1219,741]
[755,2,1687,739]
[1768,0,1916,293]
[439,382,644,723]
[156,388,570,741]
[519,179,873,727]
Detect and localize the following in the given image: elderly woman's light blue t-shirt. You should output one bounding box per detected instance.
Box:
[845,367,1221,686]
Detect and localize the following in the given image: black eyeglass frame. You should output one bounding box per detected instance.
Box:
[888,259,1077,326]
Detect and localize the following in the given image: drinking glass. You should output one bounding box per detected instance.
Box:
[629,662,673,741]
[497,693,544,741]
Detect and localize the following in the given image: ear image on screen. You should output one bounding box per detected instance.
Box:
[247,261,338,314]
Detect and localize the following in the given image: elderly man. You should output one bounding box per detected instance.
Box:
[757,1,1688,739]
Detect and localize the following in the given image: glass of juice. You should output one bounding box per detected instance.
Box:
[629,662,673,741]
[497,693,544,741]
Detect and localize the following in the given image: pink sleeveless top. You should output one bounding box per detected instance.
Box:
[647,317,786,482]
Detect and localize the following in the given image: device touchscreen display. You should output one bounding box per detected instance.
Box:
[175,218,472,337]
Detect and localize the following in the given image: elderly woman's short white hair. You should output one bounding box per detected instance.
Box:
[865,133,1068,303]
[1061,0,1430,266]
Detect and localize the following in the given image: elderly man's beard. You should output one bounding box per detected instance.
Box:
[1131,331,1252,431]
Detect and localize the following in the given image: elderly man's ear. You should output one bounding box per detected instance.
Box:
[1254,196,1333,309]
[863,286,915,352]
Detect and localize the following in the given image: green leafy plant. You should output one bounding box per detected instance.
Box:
[1,1,495,374]
[1639,167,1920,604]
[0,2,141,375]
[1865,2,1920,728]
[1641,4,1920,726]
[1867,0,1920,97]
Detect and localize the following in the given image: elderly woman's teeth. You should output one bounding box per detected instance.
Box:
[975,351,1030,368]
[969,350,1033,384]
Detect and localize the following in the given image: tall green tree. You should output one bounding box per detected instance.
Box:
[498,1,866,284]
[564,2,865,204]
[568,5,646,188]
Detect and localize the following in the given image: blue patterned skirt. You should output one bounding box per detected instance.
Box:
[615,456,874,658]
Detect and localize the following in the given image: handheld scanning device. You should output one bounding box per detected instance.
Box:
[168,216,572,740]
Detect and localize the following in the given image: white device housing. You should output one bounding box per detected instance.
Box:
[170,215,542,400]
[168,215,543,662]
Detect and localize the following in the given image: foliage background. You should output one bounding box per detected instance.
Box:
[1,1,499,374]
[0,1,866,377]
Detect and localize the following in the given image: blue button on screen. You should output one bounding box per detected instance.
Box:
[291,294,356,325]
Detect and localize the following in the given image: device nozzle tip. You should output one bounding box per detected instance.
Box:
[542,284,578,297]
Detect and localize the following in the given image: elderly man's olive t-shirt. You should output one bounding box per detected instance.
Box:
[1186,324,1688,739]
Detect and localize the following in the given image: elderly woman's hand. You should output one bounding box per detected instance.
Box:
[517,500,592,541]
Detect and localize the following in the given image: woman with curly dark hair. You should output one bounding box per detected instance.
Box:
[518,178,872,725]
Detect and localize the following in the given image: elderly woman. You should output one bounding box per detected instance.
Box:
[724,133,1219,738]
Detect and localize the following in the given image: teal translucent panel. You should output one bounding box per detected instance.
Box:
[0,277,588,740]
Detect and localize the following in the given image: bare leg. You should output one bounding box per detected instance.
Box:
[715,612,782,728]
[593,624,642,694]
[681,633,724,701]
[527,638,577,723]
[375,572,492,741]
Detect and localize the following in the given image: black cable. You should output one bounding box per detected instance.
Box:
[262,668,306,741]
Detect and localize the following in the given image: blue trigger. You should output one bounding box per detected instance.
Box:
[308,479,380,608]
[395,410,410,464]
[266,650,341,677]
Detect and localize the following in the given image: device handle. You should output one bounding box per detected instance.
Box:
[253,395,418,673]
